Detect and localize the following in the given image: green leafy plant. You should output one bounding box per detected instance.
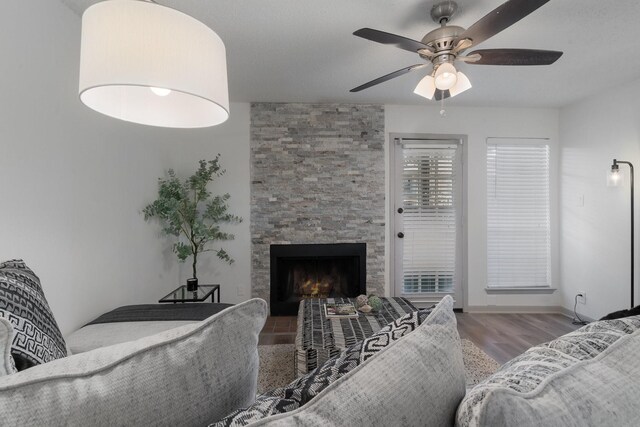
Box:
[143,156,242,280]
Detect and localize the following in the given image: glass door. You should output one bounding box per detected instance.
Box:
[393,138,463,307]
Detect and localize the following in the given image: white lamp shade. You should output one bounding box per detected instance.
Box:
[434,63,458,90]
[449,71,472,97]
[79,0,229,128]
[414,75,437,100]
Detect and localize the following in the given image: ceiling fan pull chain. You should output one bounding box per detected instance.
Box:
[440,96,447,118]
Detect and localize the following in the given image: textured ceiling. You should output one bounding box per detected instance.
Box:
[60,0,640,108]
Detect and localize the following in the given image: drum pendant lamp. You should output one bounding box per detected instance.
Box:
[79,0,229,128]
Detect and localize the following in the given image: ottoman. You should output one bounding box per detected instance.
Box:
[294,297,417,376]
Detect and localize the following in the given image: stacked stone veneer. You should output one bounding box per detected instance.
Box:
[250,103,385,304]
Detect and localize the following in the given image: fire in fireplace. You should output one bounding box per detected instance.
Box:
[270,243,366,315]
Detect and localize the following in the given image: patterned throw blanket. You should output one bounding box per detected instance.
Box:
[295,297,417,376]
[85,303,233,326]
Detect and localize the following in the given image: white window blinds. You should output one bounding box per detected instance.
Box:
[401,143,458,294]
[487,141,551,288]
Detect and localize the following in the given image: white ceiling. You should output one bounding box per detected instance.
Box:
[60,0,640,108]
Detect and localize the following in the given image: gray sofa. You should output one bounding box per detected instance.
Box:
[1,296,639,426]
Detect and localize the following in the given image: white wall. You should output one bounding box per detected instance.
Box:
[0,1,251,334]
[3,1,607,335]
[385,105,560,309]
[559,77,640,319]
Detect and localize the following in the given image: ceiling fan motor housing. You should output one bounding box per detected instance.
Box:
[420,25,465,65]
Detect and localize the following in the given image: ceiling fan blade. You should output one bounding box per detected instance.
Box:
[353,28,432,53]
[458,0,551,47]
[350,64,428,92]
[434,90,450,101]
[467,49,563,65]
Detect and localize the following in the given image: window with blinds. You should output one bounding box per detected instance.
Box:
[487,141,551,288]
[401,144,459,295]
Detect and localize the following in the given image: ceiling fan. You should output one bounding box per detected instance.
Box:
[350,0,563,100]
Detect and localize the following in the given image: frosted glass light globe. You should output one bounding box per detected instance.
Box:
[414,75,436,100]
[434,63,458,90]
[607,168,622,187]
[449,72,472,97]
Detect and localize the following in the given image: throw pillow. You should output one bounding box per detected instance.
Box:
[0,298,267,426]
[456,316,640,427]
[0,318,18,376]
[214,297,464,427]
[0,259,67,370]
[213,305,433,427]
[245,295,465,427]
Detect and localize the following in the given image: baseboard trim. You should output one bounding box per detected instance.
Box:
[484,287,557,295]
[465,305,564,314]
[464,305,598,322]
[558,306,596,323]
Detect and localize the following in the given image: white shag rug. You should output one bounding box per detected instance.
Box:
[257,339,500,394]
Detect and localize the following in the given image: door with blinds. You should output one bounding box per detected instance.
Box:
[393,138,463,307]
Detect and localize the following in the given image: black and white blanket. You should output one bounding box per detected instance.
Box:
[86,303,233,326]
[295,297,417,376]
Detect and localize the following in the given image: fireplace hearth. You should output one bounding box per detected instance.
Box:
[270,243,366,315]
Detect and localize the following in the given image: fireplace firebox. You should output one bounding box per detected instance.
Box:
[270,243,366,315]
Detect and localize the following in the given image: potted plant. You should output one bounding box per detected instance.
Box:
[143,156,242,291]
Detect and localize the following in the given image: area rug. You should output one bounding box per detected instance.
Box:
[257,339,500,394]
[460,339,501,387]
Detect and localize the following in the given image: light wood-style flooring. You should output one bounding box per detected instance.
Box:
[259,312,580,364]
[455,312,579,364]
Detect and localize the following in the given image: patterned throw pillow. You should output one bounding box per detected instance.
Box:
[0,317,18,376]
[212,306,434,427]
[0,259,67,370]
[456,316,640,427]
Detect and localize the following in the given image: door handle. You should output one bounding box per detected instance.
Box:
[397,207,404,214]
[397,232,404,238]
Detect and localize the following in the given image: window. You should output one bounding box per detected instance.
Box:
[398,142,460,296]
[487,141,551,289]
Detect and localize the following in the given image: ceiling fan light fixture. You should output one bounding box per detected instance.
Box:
[414,75,437,100]
[434,62,458,90]
[79,0,229,128]
[449,71,472,97]
[351,1,563,101]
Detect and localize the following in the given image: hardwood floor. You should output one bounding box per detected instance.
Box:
[455,313,579,364]
[259,316,298,345]
[259,312,580,364]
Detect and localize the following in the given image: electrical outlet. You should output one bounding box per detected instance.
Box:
[576,292,586,304]
[237,286,246,297]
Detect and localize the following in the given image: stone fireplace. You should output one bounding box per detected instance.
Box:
[250,103,385,312]
[270,243,366,315]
